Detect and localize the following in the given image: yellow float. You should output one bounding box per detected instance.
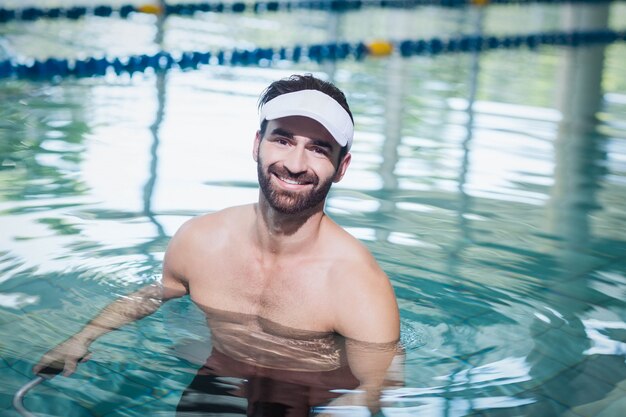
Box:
[367,41,394,57]
[137,4,163,15]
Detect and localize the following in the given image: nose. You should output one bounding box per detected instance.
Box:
[282,145,307,175]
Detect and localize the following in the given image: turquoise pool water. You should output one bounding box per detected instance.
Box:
[1,2,626,416]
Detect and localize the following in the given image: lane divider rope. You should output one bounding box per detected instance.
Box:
[1,29,624,80]
[0,0,623,23]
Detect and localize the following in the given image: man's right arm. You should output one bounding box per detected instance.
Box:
[33,223,192,376]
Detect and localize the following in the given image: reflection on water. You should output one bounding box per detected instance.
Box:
[1,1,626,416]
[177,349,356,417]
[174,306,401,417]
[203,307,349,372]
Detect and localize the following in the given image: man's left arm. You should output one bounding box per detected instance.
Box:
[329,260,402,414]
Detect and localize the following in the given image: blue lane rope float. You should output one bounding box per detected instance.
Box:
[1,29,624,80]
[1,0,624,23]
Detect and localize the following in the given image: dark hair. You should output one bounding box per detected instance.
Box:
[258,74,353,161]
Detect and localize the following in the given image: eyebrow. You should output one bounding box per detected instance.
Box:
[270,128,294,139]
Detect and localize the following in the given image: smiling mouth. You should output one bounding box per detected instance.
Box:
[279,176,305,185]
[273,173,312,187]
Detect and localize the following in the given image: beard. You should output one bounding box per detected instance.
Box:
[257,157,334,215]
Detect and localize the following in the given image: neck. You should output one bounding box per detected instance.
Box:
[253,194,326,255]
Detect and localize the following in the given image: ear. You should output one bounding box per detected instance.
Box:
[253,130,261,162]
[333,152,352,183]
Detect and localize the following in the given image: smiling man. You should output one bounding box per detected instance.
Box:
[35,74,401,416]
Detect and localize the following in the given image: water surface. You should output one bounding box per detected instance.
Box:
[1,2,626,416]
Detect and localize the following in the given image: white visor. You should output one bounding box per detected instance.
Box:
[259,90,354,150]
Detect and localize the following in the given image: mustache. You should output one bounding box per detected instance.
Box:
[268,164,319,185]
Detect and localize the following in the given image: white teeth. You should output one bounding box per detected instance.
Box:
[279,176,304,185]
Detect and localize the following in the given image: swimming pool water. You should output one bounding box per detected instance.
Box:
[1,2,626,416]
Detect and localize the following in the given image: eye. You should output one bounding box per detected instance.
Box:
[273,137,289,146]
[310,146,330,156]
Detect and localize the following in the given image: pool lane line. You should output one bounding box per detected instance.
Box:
[0,0,623,24]
[1,28,625,81]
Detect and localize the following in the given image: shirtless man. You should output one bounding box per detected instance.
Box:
[35,74,401,415]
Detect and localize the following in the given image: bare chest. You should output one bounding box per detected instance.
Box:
[187,251,334,332]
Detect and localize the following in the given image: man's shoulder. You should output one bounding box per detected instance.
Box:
[166,205,253,257]
[176,204,253,237]
[321,218,400,342]
[323,225,393,306]
[322,220,383,278]
[163,205,254,278]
